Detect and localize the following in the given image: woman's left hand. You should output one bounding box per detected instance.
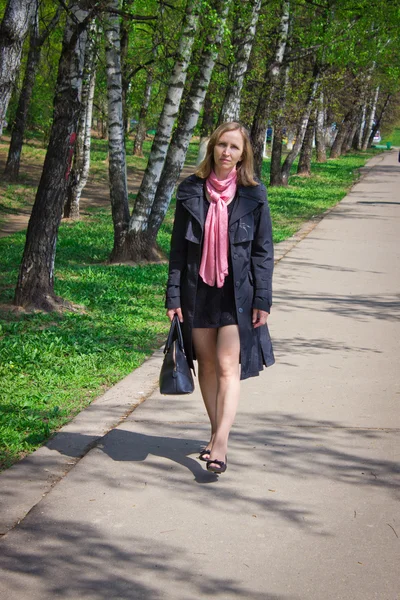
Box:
[252,308,269,328]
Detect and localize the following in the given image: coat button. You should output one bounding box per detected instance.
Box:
[235,281,240,287]
[238,308,243,313]
[233,253,238,259]
[230,226,234,232]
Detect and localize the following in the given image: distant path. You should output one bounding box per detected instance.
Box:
[0,142,194,238]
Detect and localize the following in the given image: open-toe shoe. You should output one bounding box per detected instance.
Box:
[206,456,227,474]
[198,448,211,462]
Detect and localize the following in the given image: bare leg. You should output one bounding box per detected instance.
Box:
[208,324,241,468]
[192,328,218,451]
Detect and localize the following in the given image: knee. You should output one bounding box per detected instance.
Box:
[217,356,239,379]
[197,355,217,376]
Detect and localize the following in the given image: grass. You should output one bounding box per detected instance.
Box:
[0,182,36,215]
[0,208,172,470]
[381,126,400,147]
[265,150,382,241]
[0,141,384,471]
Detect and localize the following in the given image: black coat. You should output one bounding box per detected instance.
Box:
[166,174,274,380]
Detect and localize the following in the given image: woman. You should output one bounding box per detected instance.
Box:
[166,121,274,474]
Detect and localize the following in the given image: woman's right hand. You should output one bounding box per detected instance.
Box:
[166,308,183,322]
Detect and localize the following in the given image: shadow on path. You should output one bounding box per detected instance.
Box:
[0,516,294,600]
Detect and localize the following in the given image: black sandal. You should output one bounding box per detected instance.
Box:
[199,448,211,462]
[206,456,227,474]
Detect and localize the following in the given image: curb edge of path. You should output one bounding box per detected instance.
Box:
[0,150,391,538]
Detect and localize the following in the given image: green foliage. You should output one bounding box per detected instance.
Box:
[381,127,400,146]
[4,0,64,137]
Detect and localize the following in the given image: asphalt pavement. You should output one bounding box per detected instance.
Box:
[0,150,399,600]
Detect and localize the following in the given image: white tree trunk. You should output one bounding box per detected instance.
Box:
[133,66,153,156]
[128,0,201,236]
[219,0,261,123]
[196,136,209,165]
[65,22,97,219]
[250,0,290,177]
[357,103,367,149]
[315,91,326,162]
[105,0,130,262]
[368,92,391,147]
[281,63,320,185]
[362,85,379,150]
[4,4,61,179]
[148,0,231,238]
[0,0,37,134]
[269,62,290,186]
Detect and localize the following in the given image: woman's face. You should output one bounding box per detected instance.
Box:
[213,129,244,178]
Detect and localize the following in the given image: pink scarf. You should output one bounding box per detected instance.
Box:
[199,169,238,288]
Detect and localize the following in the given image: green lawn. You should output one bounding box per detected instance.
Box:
[381,126,400,146]
[0,145,384,470]
[265,151,383,241]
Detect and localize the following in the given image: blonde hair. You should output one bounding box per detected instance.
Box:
[195,122,258,186]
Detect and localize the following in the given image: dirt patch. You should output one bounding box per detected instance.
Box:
[0,138,194,238]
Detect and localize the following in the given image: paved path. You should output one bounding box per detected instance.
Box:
[1,152,399,599]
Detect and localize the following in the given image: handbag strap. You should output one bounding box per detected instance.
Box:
[164,314,185,354]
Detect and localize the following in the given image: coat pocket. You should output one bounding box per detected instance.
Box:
[231,214,255,244]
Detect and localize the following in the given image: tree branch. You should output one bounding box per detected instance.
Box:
[126,53,176,81]
[38,5,63,46]
[104,8,157,20]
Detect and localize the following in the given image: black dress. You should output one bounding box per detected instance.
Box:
[193,194,238,328]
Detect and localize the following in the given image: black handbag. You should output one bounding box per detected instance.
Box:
[159,314,194,395]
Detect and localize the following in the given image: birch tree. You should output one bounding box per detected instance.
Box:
[4,4,61,180]
[196,87,215,164]
[144,0,231,255]
[343,115,359,152]
[104,0,130,261]
[297,109,315,176]
[64,21,98,220]
[132,64,153,156]
[113,0,201,262]
[368,91,392,145]
[0,0,37,134]
[329,110,353,159]
[251,0,290,178]
[280,62,320,185]
[361,85,379,150]
[218,0,261,123]
[269,52,290,186]
[315,91,327,162]
[14,2,92,310]
[356,102,367,149]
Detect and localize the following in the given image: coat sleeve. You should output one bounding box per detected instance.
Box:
[251,185,274,313]
[165,196,188,309]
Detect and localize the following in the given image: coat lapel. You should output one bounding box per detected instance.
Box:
[229,186,263,225]
[179,176,204,227]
